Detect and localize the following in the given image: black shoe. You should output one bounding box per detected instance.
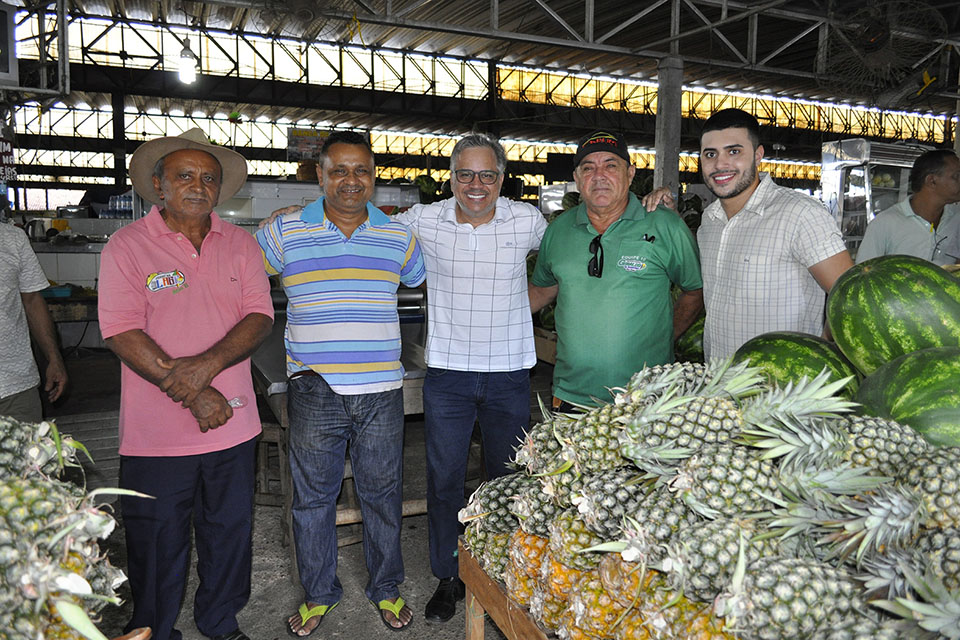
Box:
[210,630,251,640]
[424,577,465,624]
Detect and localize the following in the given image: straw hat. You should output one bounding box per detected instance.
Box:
[129,128,247,206]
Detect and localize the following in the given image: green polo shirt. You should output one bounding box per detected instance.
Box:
[531,194,702,406]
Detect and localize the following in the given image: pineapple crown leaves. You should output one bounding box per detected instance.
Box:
[858,547,926,600]
[738,414,847,466]
[779,461,892,499]
[536,393,554,423]
[712,529,750,622]
[818,484,926,567]
[873,561,960,639]
[618,386,691,435]
[45,488,152,549]
[619,441,693,478]
[696,357,766,400]
[740,369,858,428]
[581,515,660,564]
[52,599,111,640]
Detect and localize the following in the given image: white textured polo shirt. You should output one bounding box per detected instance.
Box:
[856,200,960,265]
[395,197,547,372]
[0,223,49,398]
[698,173,847,360]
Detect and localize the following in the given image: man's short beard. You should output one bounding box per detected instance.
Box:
[707,162,758,200]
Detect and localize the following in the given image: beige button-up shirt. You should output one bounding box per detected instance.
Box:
[697,173,846,360]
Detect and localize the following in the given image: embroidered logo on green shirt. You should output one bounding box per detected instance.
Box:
[617,255,647,272]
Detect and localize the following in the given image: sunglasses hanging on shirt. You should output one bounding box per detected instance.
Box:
[588,234,603,278]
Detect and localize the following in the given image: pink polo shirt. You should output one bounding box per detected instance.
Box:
[98,207,274,456]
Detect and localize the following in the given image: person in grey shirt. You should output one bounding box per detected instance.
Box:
[0,222,67,421]
[856,149,960,265]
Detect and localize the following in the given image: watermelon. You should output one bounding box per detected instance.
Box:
[675,313,705,363]
[826,255,960,375]
[855,346,960,447]
[733,331,859,398]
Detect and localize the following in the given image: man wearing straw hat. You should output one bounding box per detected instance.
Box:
[98,128,274,640]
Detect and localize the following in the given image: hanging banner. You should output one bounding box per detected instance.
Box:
[0,137,16,195]
[286,128,330,161]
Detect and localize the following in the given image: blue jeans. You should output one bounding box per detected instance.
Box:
[422,368,531,579]
[287,374,405,604]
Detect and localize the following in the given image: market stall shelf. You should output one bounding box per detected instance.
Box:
[458,538,548,640]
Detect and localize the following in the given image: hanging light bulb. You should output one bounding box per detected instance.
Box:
[179,37,198,84]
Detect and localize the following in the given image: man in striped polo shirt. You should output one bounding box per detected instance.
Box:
[256,131,425,636]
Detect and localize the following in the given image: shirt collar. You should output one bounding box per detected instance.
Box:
[300,197,391,228]
[704,172,774,222]
[574,192,645,228]
[144,205,224,236]
[439,196,509,226]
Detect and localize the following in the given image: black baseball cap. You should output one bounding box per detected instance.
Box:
[573,130,631,166]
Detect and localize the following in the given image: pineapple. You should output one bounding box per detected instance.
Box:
[655,444,783,520]
[897,447,960,530]
[463,525,512,581]
[511,481,559,537]
[503,560,536,606]
[508,528,549,580]
[0,417,82,479]
[548,508,605,571]
[598,553,656,609]
[741,413,930,478]
[459,471,532,533]
[556,608,606,640]
[916,527,960,591]
[540,549,592,600]
[715,556,868,639]
[621,367,855,473]
[659,516,779,602]
[809,617,900,640]
[571,467,649,540]
[0,477,125,640]
[568,575,628,638]
[611,485,700,565]
[614,361,710,403]
[529,584,570,632]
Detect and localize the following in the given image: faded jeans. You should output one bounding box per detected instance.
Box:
[287,374,405,604]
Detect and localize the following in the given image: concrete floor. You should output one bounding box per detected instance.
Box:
[46,349,544,640]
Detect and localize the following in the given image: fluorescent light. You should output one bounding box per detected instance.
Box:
[179,37,198,84]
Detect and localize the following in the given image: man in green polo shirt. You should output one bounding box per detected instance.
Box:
[529,131,703,408]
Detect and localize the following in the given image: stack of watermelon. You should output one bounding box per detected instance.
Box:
[826,255,960,446]
[730,255,960,446]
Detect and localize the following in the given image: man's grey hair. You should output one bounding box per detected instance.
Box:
[450,133,507,173]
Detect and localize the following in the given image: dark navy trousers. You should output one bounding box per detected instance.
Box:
[423,368,531,579]
[119,437,257,640]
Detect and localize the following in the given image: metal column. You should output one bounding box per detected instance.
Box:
[654,56,683,192]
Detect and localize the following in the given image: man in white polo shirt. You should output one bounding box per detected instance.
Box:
[856,149,960,265]
[393,133,547,623]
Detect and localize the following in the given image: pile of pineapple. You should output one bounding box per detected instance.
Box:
[460,360,960,639]
[0,415,127,640]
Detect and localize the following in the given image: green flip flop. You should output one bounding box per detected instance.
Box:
[287,601,338,637]
[376,596,413,632]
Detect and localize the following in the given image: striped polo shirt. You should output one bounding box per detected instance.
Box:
[256,198,426,395]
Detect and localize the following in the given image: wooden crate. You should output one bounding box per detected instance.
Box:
[533,327,557,365]
[458,538,548,640]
